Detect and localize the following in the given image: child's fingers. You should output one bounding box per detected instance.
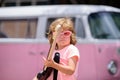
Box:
[42,56,46,61]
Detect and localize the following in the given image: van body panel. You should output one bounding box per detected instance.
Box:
[0,43,49,80]
[76,41,120,80]
[95,43,120,80]
[76,43,97,80]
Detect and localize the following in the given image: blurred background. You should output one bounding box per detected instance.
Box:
[0,0,120,8]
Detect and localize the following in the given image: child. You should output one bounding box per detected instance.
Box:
[33,17,80,80]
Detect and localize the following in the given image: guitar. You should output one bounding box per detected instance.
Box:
[37,52,60,80]
[53,52,60,80]
[37,24,61,80]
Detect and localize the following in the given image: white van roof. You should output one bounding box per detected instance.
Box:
[0,5,120,18]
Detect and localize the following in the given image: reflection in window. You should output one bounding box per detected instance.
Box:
[0,19,37,38]
[0,32,8,38]
[75,18,85,38]
[88,12,120,39]
[111,13,120,31]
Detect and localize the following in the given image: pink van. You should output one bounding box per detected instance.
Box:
[0,5,120,80]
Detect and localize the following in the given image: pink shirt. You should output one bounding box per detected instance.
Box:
[48,44,80,80]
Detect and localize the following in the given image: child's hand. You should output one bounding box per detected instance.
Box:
[42,56,55,68]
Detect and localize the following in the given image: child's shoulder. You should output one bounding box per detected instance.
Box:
[69,44,78,49]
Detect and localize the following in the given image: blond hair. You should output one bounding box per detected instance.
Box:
[47,17,77,46]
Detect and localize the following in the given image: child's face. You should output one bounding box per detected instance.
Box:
[55,30,72,47]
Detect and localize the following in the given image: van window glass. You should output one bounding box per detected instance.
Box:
[88,12,120,39]
[75,18,85,38]
[45,17,75,38]
[111,13,120,31]
[0,19,37,38]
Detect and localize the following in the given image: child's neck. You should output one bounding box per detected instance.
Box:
[57,44,70,50]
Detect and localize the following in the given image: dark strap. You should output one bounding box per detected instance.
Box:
[53,52,60,80]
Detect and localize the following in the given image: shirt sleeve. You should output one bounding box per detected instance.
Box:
[68,45,80,60]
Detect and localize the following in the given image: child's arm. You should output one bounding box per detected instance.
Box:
[43,56,78,75]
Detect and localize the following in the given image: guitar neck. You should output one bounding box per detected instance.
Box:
[47,38,57,60]
[47,24,61,60]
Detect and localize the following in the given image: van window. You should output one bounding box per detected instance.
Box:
[0,19,37,38]
[45,17,75,38]
[88,12,120,39]
[75,18,85,38]
[111,13,120,31]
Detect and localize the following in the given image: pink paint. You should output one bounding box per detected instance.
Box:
[0,42,120,80]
